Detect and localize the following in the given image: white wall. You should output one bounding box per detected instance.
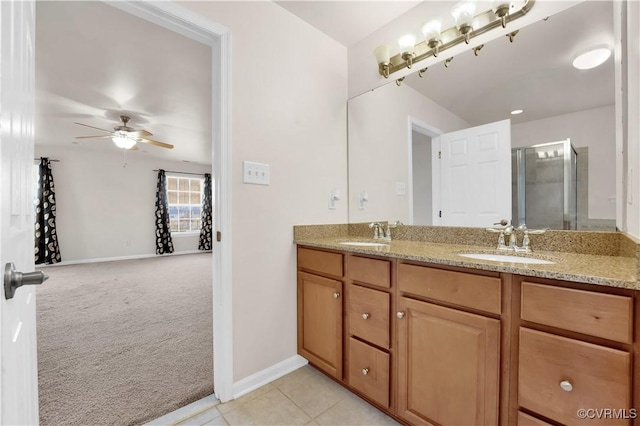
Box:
[348,81,469,224]
[34,145,211,262]
[511,105,616,221]
[181,1,348,383]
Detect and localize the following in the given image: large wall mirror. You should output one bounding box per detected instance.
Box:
[347,1,616,231]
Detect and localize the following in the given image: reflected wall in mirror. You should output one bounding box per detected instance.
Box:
[347,1,616,231]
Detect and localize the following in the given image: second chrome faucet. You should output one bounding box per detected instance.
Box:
[486,220,545,252]
[369,221,403,241]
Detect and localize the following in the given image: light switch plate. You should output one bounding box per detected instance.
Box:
[395,182,407,196]
[243,161,270,185]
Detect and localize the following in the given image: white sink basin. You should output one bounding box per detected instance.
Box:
[339,241,389,248]
[458,253,555,265]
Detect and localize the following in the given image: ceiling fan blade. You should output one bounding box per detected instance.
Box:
[137,138,174,149]
[74,122,113,134]
[75,135,113,139]
[128,129,152,138]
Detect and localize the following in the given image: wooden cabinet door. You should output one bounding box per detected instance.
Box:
[298,271,343,379]
[396,297,500,426]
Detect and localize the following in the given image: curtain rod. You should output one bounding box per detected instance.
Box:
[34,158,60,162]
[152,169,208,176]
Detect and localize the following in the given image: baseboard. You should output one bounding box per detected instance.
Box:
[37,250,212,268]
[232,355,308,400]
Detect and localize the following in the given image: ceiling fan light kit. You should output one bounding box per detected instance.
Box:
[74,115,174,151]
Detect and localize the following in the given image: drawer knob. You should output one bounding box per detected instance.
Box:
[333,292,340,299]
[362,313,370,320]
[560,380,573,392]
[397,311,405,319]
[362,368,369,376]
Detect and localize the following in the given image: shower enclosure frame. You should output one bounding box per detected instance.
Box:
[513,138,578,230]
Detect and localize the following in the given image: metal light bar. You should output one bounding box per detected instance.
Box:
[379,0,536,78]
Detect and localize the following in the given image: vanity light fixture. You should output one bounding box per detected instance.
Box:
[421,20,442,57]
[398,34,417,68]
[473,44,484,56]
[396,77,405,86]
[506,30,519,43]
[373,44,392,78]
[444,57,454,68]
[572,45,611,70]
[373,0,534,78]
[452,1,476,44]
[492,0,512,29]
[418,67,428,78]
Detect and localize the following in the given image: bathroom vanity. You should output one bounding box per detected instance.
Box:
[295,226,639,425]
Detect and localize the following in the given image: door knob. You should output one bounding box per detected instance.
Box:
[333,292,340,299]
[4,263,48,300]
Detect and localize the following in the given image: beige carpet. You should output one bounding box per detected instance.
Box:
[36,253,214,426]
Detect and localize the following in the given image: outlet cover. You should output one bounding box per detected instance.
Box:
[243,161,270,185]
[395,182,407,196]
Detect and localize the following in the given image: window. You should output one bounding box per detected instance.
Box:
[167,176,203,233]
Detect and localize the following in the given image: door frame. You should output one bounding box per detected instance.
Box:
[407,117,442,225]
[106,1,233,402]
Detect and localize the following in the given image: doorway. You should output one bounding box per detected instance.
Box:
[31,0,232,423]
[409,118,442,226]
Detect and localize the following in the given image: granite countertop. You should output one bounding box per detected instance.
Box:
[294,236,638,290]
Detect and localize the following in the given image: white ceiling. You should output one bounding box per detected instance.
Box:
[35,1,212,164]
[275,1,421,46]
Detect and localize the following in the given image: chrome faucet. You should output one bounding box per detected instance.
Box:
[369,221,403,241]
[381,221,403,241]
[486,221,545,252]
[369,222,384,239]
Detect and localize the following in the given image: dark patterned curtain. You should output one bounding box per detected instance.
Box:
[199,173,213,251]
[35,158,62,264]
[155,169,174,255]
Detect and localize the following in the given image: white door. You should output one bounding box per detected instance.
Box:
[0,0,40,424]
[438,119,511,227]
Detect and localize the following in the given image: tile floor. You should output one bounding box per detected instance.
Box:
[166,365,400,426]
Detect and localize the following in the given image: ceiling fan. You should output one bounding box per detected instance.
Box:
[74,115,174,150]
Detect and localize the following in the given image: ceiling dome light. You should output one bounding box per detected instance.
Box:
[511,109,523,115]
[572,46,611,70]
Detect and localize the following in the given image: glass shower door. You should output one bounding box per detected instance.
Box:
[513,139,577,230]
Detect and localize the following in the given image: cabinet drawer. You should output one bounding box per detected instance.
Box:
[518,412,553,426]
[519,328,631,425]
[521,282,632,343]
[348,256,390,288]
[348,337,390,408]
[398,263,501,314]
[298,247,343,277]
[347,284,390,349]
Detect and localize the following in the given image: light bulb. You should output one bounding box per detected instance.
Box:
[112,135,136,149]
[421,20,442,41]
[398,34,416,53]
[452,1,476,28]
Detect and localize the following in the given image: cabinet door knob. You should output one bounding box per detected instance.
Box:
[397,311,405,319]
[362,313,370,320]
[362,368,369,376]
[333,292,340,299]
[559,380,573,392]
